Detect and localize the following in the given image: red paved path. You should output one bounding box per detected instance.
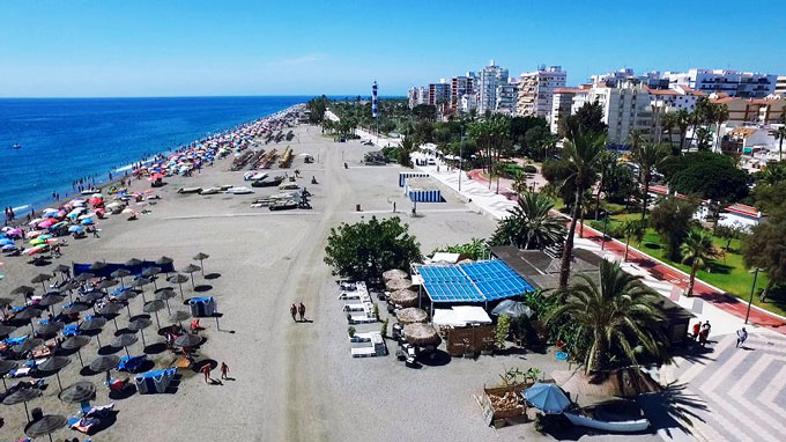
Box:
[466,169,786,334]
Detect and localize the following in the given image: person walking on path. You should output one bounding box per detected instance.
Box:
[698,321,711,347]
[736,327,748,348]
[220,362,230,380]
[201,363,212,384]
[298,302,306,322]
[392,201,396,213]
[692,322,701,340]
[290,304,298,322]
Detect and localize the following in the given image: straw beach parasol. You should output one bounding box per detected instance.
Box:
[396,307,428,324]
[383,269,408,281]
[58,381,96,404]
[111,333,138,357]
[385,278,413,291]
[61,336,90,367]
[193,252,209,276]
[26,414,67,441]
[36,356,71,391]
[403,323,441,347]
[0,360,18,391]
[388,289,419,308]
[3,387,42,422]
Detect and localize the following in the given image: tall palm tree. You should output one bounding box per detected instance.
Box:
[774,124,786,162]
[660,111,678,149]
[680,229,718,297]
[559,131,607,288]
[491,191,565,250]
[548,260,666,373]
[468,115,510,190]
[622,219,647,261]
[712,103,729,153]
[632,143,669,220]
[675,109,691,153]
[628,129,646,150]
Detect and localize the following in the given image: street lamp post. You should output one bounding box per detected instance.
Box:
[458,128,464,192]
[745,267,761,325]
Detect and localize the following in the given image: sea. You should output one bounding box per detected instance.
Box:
[0,96,309,214]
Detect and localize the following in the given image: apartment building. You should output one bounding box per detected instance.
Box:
[450,75,475,113]
[477,60,509,114]
[495,82,518,114]
[516,66,567,118]
[711,95,786,126]
[585,81,654,145]
[665,69,777,98]
[776,75,786,97]
[549,86,588,133]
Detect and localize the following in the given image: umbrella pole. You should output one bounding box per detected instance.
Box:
[141,292,147,303]
[190,274,195,289]
[23,400,30,422]
[140,330,146,347]
[96,335,102,349]
[165,299,172,315]
[2,377,7,392]
[126,303,132,318]
[154,311,161,329]
[77,349,84,367]
[30,319,36,334]
[56,371,63,391]
[214,315,220,331]
[125,346,130,358]
[178,283,184,300]
[48,434,54,442]
[152,279,158,291]
[200,261,205,278]
[41,281,47,292]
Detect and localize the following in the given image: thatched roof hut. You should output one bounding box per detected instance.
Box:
[403,323,441,347]
[388,288,418,308]
[397,307,428,324]
[383,269,409,281]
[385,278,413,291]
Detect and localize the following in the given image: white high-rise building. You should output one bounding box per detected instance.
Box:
[516,65,567,118]
[549,86,588,134]
[477,60,509,114]
[583,81,654,145]
[665,68,777,98]
[495,82,518,114]
[775,75,786,97]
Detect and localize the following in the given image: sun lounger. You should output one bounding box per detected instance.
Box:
[350,332,387,358]
[68,416,99,434]
[342,303,365,312]
[118,355,147,372]
[347,312,377,324]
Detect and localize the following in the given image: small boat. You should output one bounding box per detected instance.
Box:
[251,176,285,187]
[199,187,222,195]
[243,171,268,181]
[225,186,254,195]
[11,143,22,150]
[177,187,202,194]
[269,198,299,211]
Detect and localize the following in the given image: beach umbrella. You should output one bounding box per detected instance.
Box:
[96,278,119,290]
[79,291,105,305]
[54,264,71,278]
[155,288,177,314]
[80,316,107,348]
[389,289,419,308]
[396,307,428,324]
[155,256,174,274]
[491,300,534,319]
[131,277,152,303]
[80,218,94,226]
[142,266,162,289]
[129,317,152,347]
[35,321,63,338]
[16,307,44,333]
[39,293,65,314]
[523,383,572,414]
[111,268,131,287]
[89,355,119,376]
[111,333,138,357]
[61,301,91,316]
[0,359,18,391]
[167,273,189,299]
[143,300,165,329]
[125,258,142,268]
[3,387,42,422]
[89,261,108,272]
[181,264,201,288]
[385,278,413,291]
[114,290,139,317]
[402,323,441,347]
[25,414,67,442]
[174,333,201,349]
[31,273,52,292]
[61,335,91,367]
[13,337,44,356]
[193,252,209,276]
[37,356,71,391]
[67,225,84,234]
[96,302,125,330]
[0,324,17,337]
[11,285,35,296]
[169,310,191,329]
[58,381,96,404]
[383,269,409,281]
[75,272,95,282]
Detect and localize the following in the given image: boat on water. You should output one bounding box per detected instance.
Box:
[251,175,285,187]
[10,143,22,150]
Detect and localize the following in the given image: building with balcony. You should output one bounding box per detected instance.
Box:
[477,60,509,114]
[665,69,777,98]
[450,75,475,113]
[516,66,567,118]
[776,75,786,97]
[549,86,588,134]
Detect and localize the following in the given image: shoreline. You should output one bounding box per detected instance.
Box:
[5,103,305,219]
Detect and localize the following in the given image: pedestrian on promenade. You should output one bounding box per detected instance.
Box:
[220,361,230,380]
[736,327,748,348]
[393,201,396,213]
[290,304,298,322]
[692,322,701,340]
[298,302,306,322]
[201,363,212,384]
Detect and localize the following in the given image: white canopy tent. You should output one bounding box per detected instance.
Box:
[432,306,492,328]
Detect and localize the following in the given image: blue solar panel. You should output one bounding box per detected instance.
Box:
[418,260,534,303]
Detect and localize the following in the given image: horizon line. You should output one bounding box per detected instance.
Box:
[0,93,407,100]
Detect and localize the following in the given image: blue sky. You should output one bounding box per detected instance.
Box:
[1,0,784,97]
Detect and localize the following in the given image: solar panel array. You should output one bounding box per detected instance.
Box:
[418,260,535,303]
[461,260,535,301]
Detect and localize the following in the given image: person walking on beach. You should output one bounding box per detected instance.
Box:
[290,304,298,322]
[298,303,306,322]
[393,201,397,213]
[220,362,230,380]
[735,327,746,347]
[201,363,212,384]
[692,321,701,340]
[698,321,711,347]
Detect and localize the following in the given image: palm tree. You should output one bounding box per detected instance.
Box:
[628,129,646,150]
[548,260,666,373]
[468,115,510,190]
[660,112,679,151]
[675,109,691,153]
[632,143,669,220]
[559,131,607,288]
[680,229,719,297]
[773,124,786,162]
[491,191,565,250]
[712,103,729,153]
[622,219,647,261]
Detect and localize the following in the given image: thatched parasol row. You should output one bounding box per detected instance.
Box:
[403,323,441,347]
[396,307,428,324]
[388,289,418,308]
[382,269,409,281]
[385,278,413,291]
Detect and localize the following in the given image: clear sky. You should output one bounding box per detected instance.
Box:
[1,0,784,97]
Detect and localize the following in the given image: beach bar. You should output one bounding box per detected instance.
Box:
[405,178,443,203]
[398,171,429,187]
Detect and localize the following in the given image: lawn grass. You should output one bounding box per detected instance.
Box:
[598,213,785,317]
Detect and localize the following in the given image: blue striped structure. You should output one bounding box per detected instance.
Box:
[399,172,429,187]
[417,260,535,303]
[371,81,379,118]
[408,189,442,202]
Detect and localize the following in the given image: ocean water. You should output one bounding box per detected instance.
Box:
[0,96,307,213]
